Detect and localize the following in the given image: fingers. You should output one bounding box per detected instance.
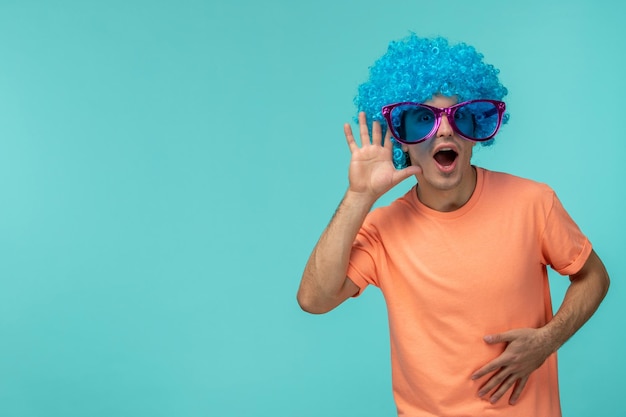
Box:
[358,112,370,146]
[473,328,541,404]
[371,119,382,146]
[382,126,393,149]
[344,123,357,152]
[346,112,387,149]
[476,367,506,397]
[472,359,503,380]
[484,330,518,344]
[482,372,518,404]
[509,376,528,405]
[474,360,530,404]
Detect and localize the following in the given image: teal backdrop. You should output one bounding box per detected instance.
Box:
[0,0,623,416]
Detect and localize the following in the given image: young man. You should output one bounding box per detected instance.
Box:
[297,34,609,416]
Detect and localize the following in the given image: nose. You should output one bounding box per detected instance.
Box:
[436,113,454,138]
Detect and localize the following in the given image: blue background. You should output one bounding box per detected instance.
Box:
[0,1,623,416]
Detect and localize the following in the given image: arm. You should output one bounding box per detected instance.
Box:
[472,249,610,404]
[297,113,421,314]
[296,191,372,314]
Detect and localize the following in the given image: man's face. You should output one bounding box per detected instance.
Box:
[402,95,477,195]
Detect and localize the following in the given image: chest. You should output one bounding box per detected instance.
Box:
[377,210,548,318]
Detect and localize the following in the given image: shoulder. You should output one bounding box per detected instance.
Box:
[481,168,554,201]
[477,168,558,219]
[363,188,416,229]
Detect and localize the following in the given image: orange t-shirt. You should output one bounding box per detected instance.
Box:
[347,168,591,417]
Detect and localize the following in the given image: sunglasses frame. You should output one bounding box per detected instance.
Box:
[382,99,506,144]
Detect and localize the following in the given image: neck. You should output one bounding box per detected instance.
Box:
[416,166,477,212]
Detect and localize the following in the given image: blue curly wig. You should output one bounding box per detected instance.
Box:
[354,34,509,168]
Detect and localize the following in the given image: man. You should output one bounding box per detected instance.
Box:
[297,34,609,416]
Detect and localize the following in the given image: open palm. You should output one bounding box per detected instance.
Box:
[344,112,421,201]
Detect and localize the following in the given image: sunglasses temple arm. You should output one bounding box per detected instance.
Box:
[484,108,498,118]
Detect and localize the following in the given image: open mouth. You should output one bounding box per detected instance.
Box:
[433,149,458,167]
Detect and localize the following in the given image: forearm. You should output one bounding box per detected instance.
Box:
[542,250,610,352]
[297,191,375,313]
[298,114,421,313]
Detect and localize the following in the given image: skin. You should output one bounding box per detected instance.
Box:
[401,96,478,212]
[297,112,420,313]
[297,95,610,405]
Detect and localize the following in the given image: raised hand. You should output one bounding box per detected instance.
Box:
[344,112,421,202]
[471,328,555,405]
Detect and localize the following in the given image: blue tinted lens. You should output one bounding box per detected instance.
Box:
[390,105,436,143]
[455,101,499,140]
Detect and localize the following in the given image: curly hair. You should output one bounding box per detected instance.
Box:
[354,34,509,168]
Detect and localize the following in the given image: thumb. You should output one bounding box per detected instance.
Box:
[483,330,517,344]
[394,165,422,183]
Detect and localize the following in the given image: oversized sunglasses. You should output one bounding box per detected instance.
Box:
[382,99,506,144]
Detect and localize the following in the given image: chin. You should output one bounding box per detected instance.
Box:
[420,171,462,190]
[432,176,464,191]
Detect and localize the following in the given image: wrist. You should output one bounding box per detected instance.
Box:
[537,323,563,355]
[343,189,377,212]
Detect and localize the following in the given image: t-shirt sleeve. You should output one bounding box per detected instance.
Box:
[540,191,592,276]
[347,213,383,296]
